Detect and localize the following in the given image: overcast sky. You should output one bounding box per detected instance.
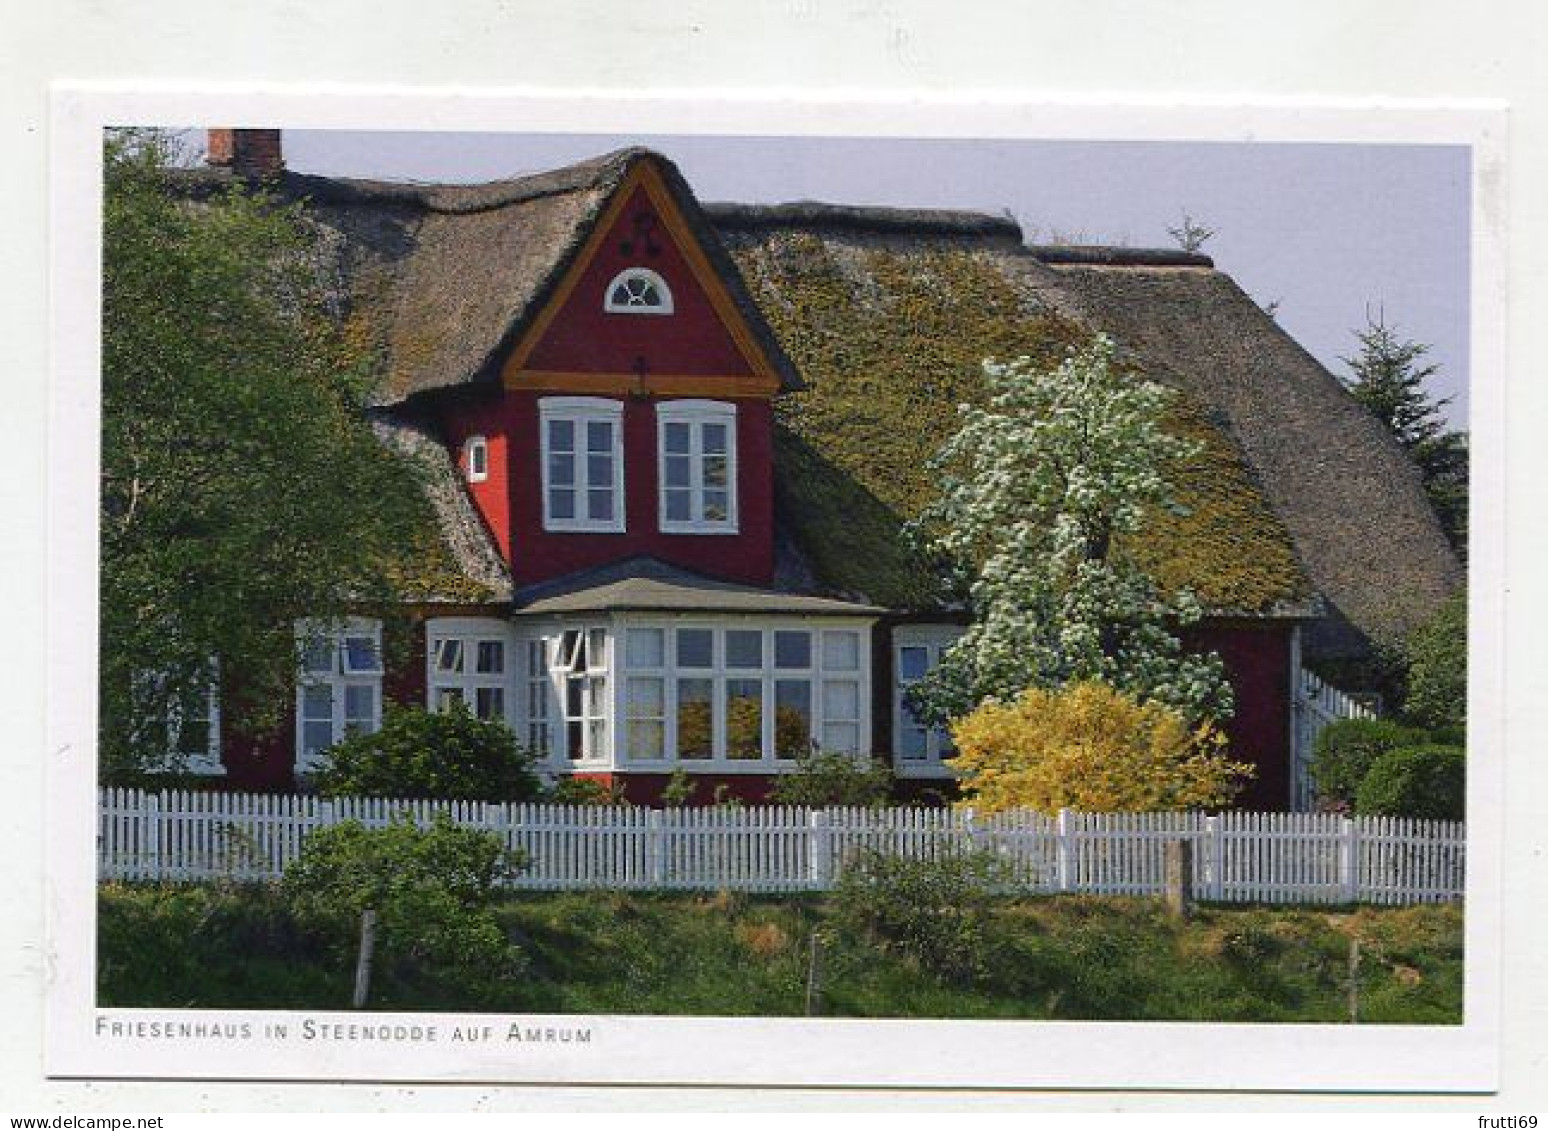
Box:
[273,129,1472,426]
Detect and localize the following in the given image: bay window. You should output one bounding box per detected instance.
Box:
[556,626,610,763]
[540,397,624,533]
[619,621,869,767]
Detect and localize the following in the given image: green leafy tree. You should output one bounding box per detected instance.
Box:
[1341,312,1469,557]
[282,815,526,1002]
[313,705,545,801]
[1404,589,1467,733]
[908,334,1233,727]
[100,129,427,780]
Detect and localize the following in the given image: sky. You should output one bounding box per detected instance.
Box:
[271,129,1472,426]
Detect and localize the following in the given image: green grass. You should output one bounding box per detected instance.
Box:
[97,884,1462,1023]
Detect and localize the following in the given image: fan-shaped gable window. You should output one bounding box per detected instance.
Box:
[605,267,674,315]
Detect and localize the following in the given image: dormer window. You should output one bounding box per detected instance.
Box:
[604,267,673,315]
[464,435,489,483]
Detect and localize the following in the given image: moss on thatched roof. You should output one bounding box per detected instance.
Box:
[369,414,512,604]
[721,227,1312,615]
[1037,262,1461,654]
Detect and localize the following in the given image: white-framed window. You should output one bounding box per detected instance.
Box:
[133,663,223,776]
[612,620,872,768]
[525,638,552,758]
[603,267,674,315]
[463,435,489,483]
[657,400,737,534]
[426,617,513,722]
[295,618,383,772]
[540,397,625,534]
[555,626,610,763]
[893,625,966,768]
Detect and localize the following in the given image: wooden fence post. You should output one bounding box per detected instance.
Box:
[352,909,377,1009]
[1055,808,1073,893]
[809,810,831,889]
[1163,840,1194,920]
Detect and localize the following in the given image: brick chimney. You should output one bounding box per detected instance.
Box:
[206,129,284,178]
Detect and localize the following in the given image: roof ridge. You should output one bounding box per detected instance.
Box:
[278,147,652,216]
[1030,244,1215,269]
[706,200,1024,241]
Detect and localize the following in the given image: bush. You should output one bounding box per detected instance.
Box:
[1310,718,1429,808]
[947,680,1251,814]
[1405,590,1466,732]
[546,777,630,806]
[282,815,526,997]
[313,704,544,801]
[830,848,1011,985]
[1354,745,1465,820]
[769,750,896,808]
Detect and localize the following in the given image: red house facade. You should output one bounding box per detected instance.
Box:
[166,130,1464,810]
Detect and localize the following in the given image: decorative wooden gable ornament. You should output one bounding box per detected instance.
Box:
[502,161,782,398]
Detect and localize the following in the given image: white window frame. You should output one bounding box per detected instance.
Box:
[656,400,739,535]
[425,617,515,723]
[603,266,674,315]
[893,624,967,776]
[133,662,223,776]
[610,617,874,771]
[294,617,384,774]
[540,623,611,766]
[524,637,554,760]
[463,435,489,483]
[539,396,626,534]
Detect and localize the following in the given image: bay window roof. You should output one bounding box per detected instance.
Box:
[512,556,883,618]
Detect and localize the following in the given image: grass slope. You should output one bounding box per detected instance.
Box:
[99,885,1461,1023]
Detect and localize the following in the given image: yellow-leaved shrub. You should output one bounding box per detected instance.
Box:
[947,681,1253,814]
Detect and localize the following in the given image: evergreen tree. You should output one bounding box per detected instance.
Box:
[1340,311,1468,557]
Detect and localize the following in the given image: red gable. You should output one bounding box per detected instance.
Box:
[522,184,756,380]
[501,162,780,398]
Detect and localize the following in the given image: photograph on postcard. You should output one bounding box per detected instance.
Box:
[66,110,1485,1085]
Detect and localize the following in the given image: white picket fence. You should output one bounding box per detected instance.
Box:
[97,788,1464,905]
[1292,666,1378,811]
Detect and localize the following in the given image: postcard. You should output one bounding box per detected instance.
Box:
[45,88,1503,1093]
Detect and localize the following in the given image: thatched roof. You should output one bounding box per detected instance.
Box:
[262,149,802,405]
[1031,257,1463,656]
[367,412,514,603]
[711,205,1461,656]
[715,217,1311,616]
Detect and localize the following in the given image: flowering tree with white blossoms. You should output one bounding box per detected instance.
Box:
[907,333,1235,727]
